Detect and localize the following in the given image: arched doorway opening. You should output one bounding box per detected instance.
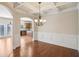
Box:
[0,4,13,56]
[20,17,34,56]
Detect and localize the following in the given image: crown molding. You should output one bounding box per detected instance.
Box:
[43,6,78,17]
[61,6,77,13]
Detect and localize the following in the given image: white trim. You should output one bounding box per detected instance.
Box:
[61,6,77,13]
[38,32,78,50]
[43,6,78,17]
[32,20,35,41]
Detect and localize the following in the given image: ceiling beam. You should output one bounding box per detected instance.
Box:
[13,2,25,9]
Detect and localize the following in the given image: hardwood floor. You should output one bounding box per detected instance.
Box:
[13,36,79,57]
[33,40,79,57]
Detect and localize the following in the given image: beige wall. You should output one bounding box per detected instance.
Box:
[37,8,78,50]
[39,9,78,35]
[78,4,79,51]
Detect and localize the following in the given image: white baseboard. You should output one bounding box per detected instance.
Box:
[38,32,78,50]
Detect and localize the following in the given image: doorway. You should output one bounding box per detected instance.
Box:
[20,17,34,56]
[0,4,13,57]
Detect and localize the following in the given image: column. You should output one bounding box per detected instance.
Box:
[12,12,20,50]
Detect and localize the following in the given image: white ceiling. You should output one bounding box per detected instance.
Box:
[0,4,13,18]
[13,2,77,18]
[0,2,77,19]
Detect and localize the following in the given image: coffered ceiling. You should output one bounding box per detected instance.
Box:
[13,2,77,18]
[0,2,78,19]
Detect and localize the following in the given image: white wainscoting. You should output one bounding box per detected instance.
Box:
[78,35,79,51]
[38,32,78,50]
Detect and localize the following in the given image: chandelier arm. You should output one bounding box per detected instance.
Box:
[39,2,41,20]
[34,2,46,26]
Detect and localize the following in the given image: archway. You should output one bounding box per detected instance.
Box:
[20,17,34,56]
[0,4,13,56]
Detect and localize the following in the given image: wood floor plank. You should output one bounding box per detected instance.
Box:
[13,40,79,57]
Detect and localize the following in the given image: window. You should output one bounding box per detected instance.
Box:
[0,25,4,36]
[0,24,12,37]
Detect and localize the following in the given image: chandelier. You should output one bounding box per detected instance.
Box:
[34,2,46,26]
